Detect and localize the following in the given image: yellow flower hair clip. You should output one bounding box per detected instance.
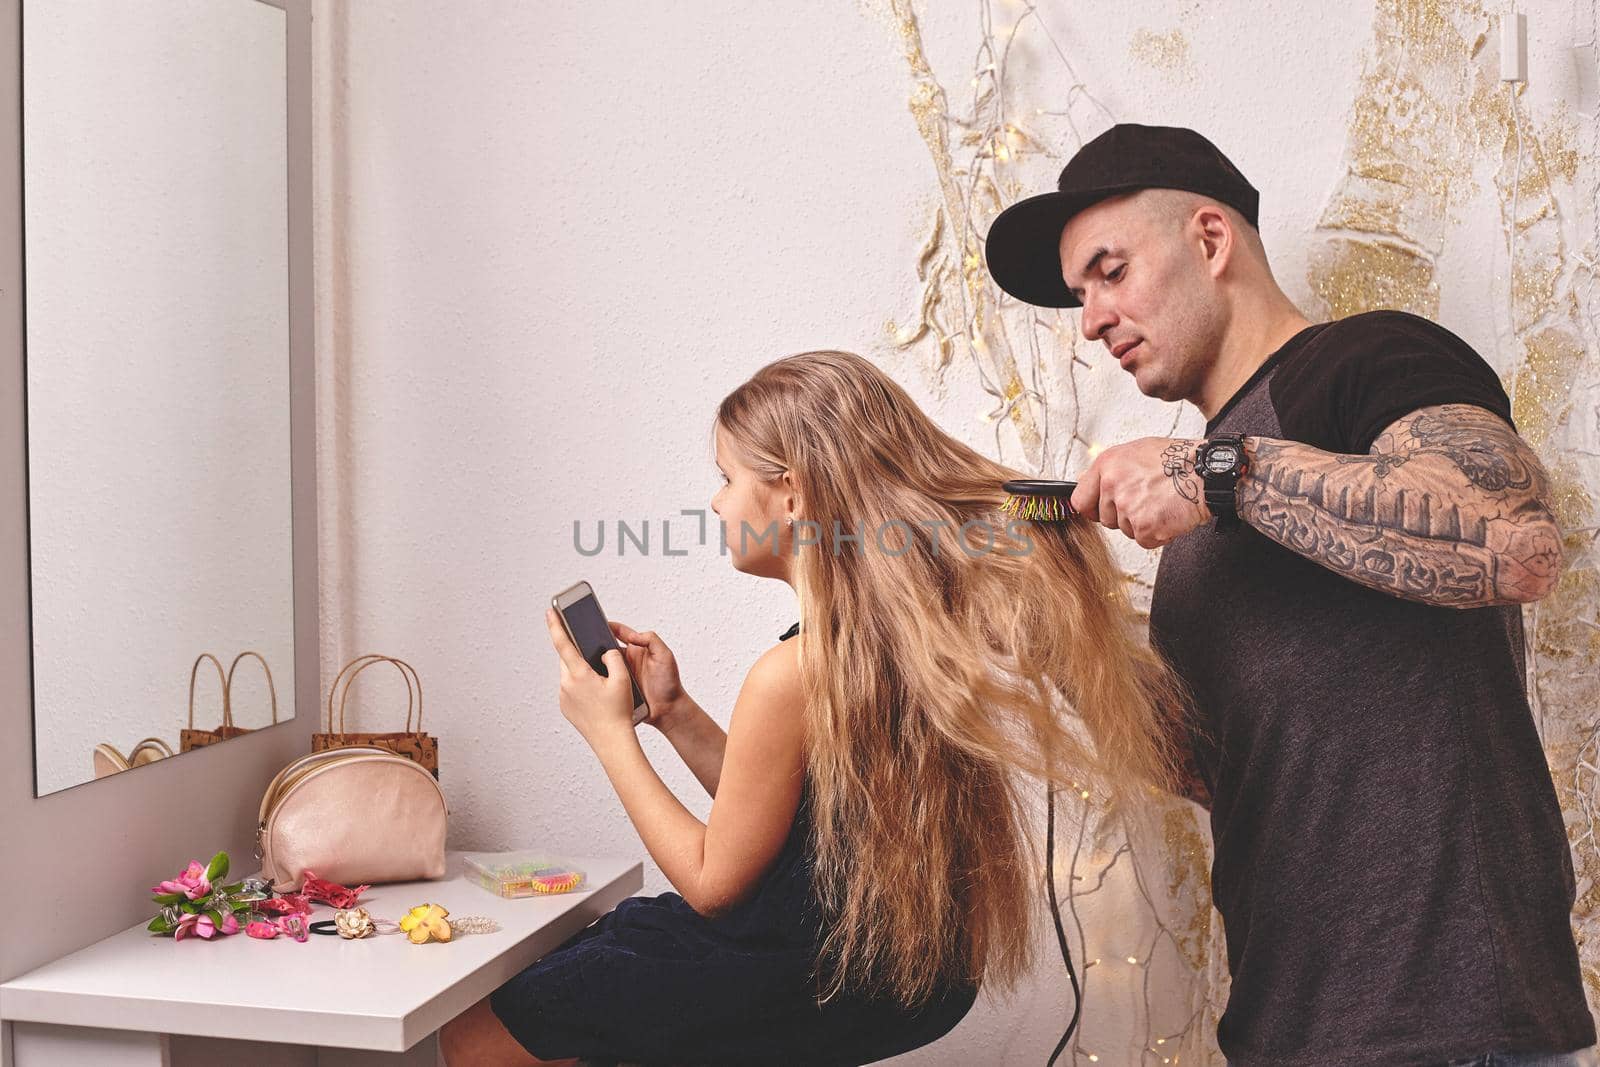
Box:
[399,903,452,944]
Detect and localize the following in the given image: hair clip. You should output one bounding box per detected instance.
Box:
[300,872,371,910]
[400,903,452,943]
[335,908,375,938]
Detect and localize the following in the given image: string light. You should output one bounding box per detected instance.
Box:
[884,4,1220,1059]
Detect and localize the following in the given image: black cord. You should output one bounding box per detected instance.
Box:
[1045,785,1081,1066]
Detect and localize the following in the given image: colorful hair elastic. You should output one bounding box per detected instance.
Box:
[530,871,585,894]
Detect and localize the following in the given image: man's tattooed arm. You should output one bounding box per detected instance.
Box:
[1235,403,1565,608]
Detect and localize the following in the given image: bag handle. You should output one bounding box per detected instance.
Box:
[187,653,229,729]
[326,654,406,731]
[336,656,423,734]
[130,736,175,758]
[327,654,424,734]
[224,651,280,727]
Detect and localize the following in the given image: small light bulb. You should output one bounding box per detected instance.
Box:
[1126,955,1138,964]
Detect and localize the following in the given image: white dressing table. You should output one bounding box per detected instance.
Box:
[0,853,642,1066]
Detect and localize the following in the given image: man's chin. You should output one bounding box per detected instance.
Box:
[1128,368,1171,401]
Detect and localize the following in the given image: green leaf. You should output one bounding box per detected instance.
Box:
[180,900,200,915]
[147,915,171,933]
[206,909,226,929]
[151,891,185,906]
[219,881,244,895]
[205,851,229,881]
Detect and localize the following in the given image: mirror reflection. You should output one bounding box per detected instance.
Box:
[24,0,295,796]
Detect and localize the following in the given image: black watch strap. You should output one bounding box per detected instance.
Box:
[1205,484,1241,528]
[1198,432,1247,529]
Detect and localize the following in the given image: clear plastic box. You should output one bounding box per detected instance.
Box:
[460,851,587,898]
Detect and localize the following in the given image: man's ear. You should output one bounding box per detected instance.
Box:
[1193,205,1235,283]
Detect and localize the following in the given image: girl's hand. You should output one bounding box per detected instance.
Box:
[608,620,687,732]
[545,607,638,745]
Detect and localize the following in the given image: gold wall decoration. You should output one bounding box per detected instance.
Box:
[880,0,1600,1061]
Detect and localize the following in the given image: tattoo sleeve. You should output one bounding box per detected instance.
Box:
[1234,404,1565,608]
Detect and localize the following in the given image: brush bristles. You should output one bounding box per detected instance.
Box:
[1000,493,1076,522]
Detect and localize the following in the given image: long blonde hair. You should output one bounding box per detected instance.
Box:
[715,350,1198,1008]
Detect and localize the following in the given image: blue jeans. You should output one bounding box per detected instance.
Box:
[1441,1046,1600,1067]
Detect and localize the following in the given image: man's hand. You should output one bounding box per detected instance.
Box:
[1069,437,1212,548]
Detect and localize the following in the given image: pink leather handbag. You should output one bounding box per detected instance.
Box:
[255,745,448,891]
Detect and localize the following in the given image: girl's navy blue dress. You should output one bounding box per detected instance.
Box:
[490,622,979,1065]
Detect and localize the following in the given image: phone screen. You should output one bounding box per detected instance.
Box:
[559,592,647,719]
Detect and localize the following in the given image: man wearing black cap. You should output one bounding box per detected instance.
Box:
[986,123,1593,1066]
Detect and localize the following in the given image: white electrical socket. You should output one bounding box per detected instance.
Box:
[1501,10,1527,83]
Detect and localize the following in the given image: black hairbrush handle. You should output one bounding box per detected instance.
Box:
[1002,479,1078,496]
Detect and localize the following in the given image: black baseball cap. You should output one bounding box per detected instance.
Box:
[983,123,1260,309]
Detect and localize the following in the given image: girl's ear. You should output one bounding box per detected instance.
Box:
[780,470,802,517]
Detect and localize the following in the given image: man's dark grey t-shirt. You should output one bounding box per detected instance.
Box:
[1149,310,1593,1066]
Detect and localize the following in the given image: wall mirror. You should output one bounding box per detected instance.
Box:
[23,0,295,796]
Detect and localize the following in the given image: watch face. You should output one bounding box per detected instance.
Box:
[1203,444,1239,473]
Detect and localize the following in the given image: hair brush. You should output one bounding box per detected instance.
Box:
[1000,479,1079,522]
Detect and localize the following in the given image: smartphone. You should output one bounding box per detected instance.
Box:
[551,581,649,726]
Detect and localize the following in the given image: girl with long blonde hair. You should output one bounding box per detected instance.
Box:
[443,349,1196,1066]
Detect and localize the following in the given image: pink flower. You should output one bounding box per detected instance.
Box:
[152,861,211,901]
[172,910,238,942]
[245,920,280,940]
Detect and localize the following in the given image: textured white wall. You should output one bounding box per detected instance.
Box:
[24,0,293,796]
[314,2,1597,1061]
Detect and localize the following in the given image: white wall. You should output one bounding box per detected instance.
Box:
[315,2,1600,1062]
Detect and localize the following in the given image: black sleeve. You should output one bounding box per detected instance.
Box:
[1269,311,1515,455]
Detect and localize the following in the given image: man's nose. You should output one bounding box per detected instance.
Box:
[1080,296,1117,343]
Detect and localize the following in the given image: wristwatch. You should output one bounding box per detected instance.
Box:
[1194,432,1249,530]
